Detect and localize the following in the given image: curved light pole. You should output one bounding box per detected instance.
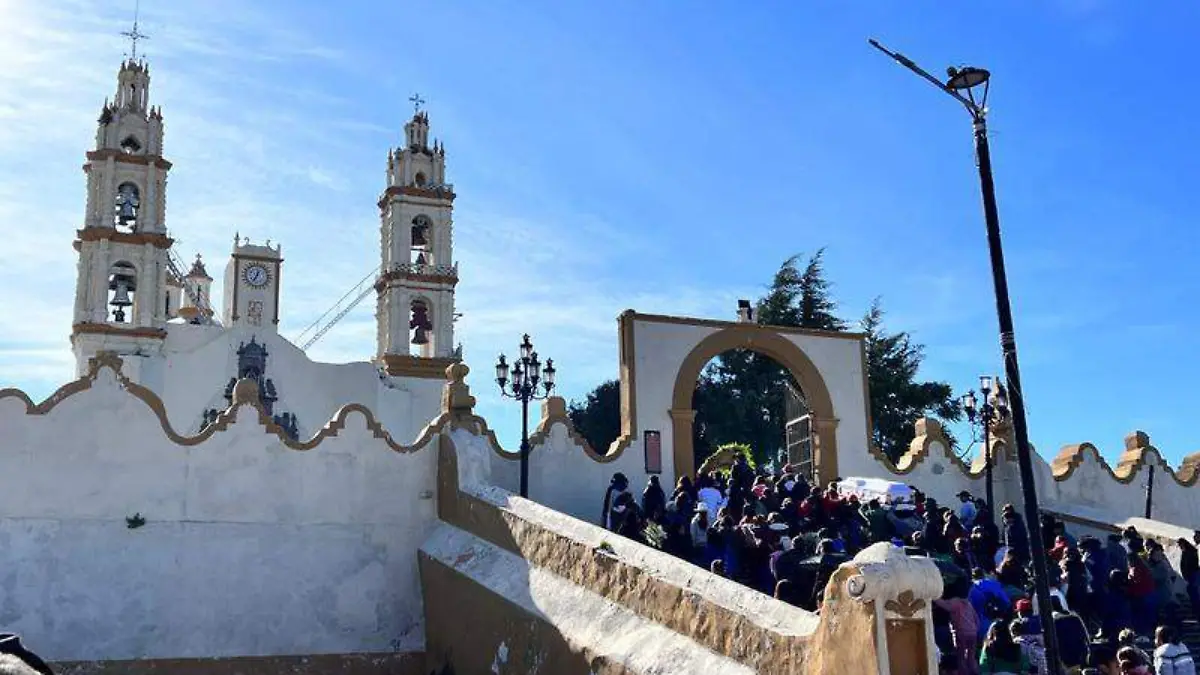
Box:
[495,334,557,498]
[962,376,1010,520]
[869,39,1063,674]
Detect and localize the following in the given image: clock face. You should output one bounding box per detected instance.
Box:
[243,264,270,288]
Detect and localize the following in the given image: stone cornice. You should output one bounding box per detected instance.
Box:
[75,227,173,249]
[85,149,173,170]
[627,310,867,342]
[380,354,461,379]
[377,185,456,209]
[71,322,168,341]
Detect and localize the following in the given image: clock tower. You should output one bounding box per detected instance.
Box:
[223,236,283,330]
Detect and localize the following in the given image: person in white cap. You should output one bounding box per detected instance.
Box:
[956,490,978,529]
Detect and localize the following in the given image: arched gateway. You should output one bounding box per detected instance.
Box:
[611,311,874,488]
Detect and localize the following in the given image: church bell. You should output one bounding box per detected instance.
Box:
[411,325,429,345]
[110,281,132,322]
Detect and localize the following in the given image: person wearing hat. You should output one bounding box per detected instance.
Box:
[956,490,978,529]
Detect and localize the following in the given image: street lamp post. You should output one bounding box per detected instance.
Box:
[495,334,557,498]
[962,376,1010,521]
[870,39,1064,674]
[1145,462,1155,519]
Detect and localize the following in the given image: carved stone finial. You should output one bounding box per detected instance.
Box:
[442,363,475,418]
[231,378,260,407]
[541,396,567,422]
[844,542,942,614]
[913,417,941,438]
[1125,430,1151,451]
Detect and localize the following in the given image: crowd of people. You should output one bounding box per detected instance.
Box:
[600,454,1200,675]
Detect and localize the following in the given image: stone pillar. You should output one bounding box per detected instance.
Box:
[808,542,942,675]
[668,408,697,482]
[810,416,840,486]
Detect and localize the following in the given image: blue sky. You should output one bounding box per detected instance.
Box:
[2,1,1198,466]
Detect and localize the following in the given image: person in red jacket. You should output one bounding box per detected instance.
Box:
[1126,551,1157,637]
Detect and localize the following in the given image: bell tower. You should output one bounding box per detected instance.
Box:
[375,98,459,378]
[70,55,173,377]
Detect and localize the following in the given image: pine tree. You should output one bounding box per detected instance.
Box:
[860,298,961,462]
[566,379,621,453]
[756,249,846,331]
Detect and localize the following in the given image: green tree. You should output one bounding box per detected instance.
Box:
[566,379,620,453]
[757,249,846,331]
[860,298,962,463]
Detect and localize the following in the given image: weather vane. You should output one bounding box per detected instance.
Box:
[121,0,149,60]
[409,93,425,114]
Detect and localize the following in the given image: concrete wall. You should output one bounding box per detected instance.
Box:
[0,355,438,663]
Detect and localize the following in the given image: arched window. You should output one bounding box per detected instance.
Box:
[114,182,140,232]
[411,215,433,265]
[409,298,434,357]
[414,171,427,187]
[107,261,138,323]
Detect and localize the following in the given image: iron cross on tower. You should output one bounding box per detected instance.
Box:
[122,0,149,60]
[409,93,425,114]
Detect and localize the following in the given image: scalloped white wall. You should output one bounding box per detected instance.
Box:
[0,366,437,662]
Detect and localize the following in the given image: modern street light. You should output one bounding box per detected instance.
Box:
[869,39,1064,674]
[495,334,557,498]
[962,376,1010,521]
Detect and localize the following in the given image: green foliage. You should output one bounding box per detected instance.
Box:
[642,521,667,549]
[861,298,962,462]
[566,250,961,470]
[757,249,847,331]
[567,379,620,453]
[717,442,756,469]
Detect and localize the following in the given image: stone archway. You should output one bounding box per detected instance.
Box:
[670,326,840,484]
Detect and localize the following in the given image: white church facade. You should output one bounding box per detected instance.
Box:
[67,58,461,445]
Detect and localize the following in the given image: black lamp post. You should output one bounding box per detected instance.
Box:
[1145,461,1155,519]
[870,39,1063,674]
[962,376,1010,521]
[495,334,556,498]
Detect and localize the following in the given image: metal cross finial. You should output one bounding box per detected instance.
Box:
[409,93,425,114]
[122,0,149,60]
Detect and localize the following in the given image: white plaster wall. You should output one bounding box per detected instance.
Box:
[1035,450,1200,531]
[156,324,443,442]
[629,318,871,486]
[524,424,649,526]
[0,366,437,662]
